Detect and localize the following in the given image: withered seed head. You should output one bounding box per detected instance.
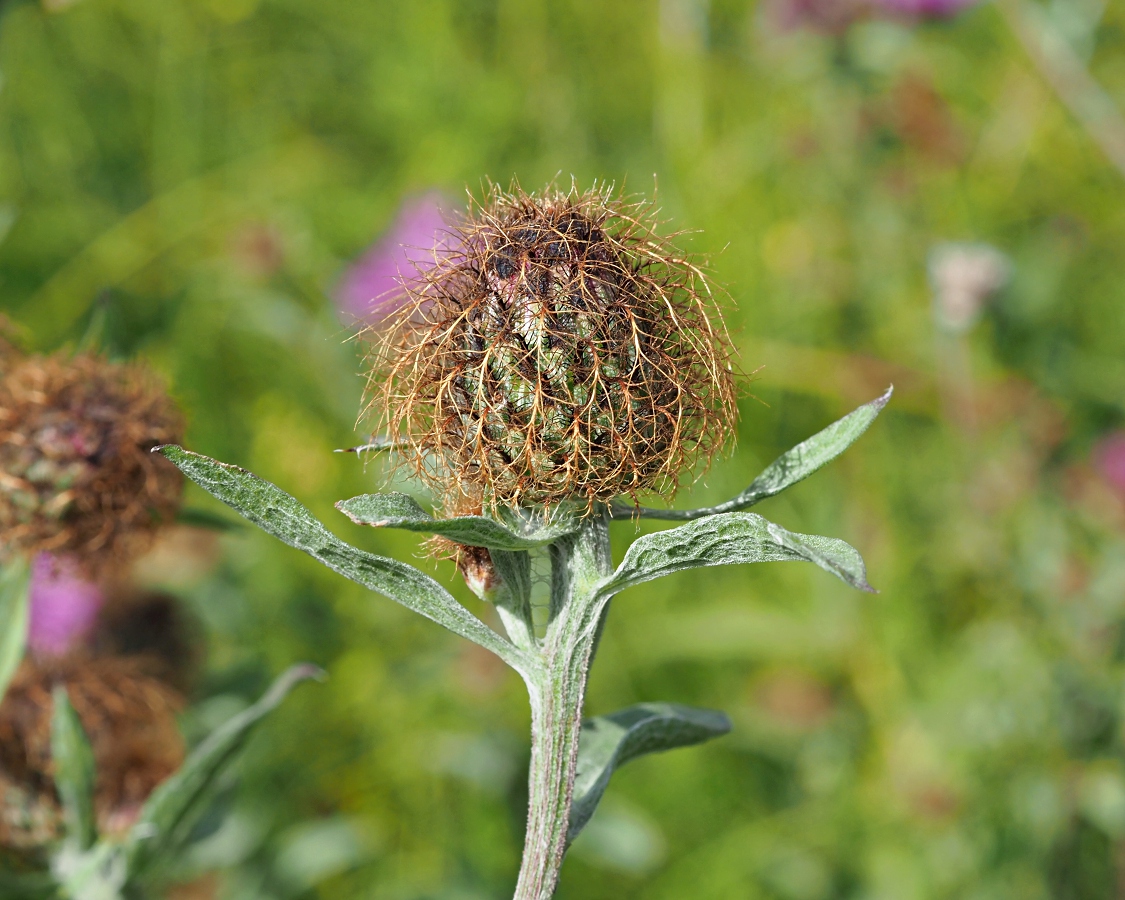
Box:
[369,183,737,512]
[0,351,184,572]
[0,656,184,850]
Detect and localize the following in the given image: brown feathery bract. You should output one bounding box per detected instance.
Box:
[368,183,737,512]
[0,656,185,848]
[0,352,184,571]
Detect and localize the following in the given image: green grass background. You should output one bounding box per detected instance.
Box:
[4,0,1125,897]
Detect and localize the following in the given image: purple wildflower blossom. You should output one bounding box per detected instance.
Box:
[336,192,454,325]
[762,0,866,33]
[1094,432,1125,495]
[28,553,104,657]
[872,0,981,18]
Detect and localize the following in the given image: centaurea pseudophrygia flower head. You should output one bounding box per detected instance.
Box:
[368,183,737,513]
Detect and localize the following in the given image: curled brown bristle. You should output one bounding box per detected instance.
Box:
[367,182,737,513]
[0,352,184,572]
[453,542,501,598]
[0,656,185,846]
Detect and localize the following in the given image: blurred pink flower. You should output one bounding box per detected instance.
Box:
[1094,432,1125,494]
[872,0,981,18]
[335,192,455,325]
[28,553,104,657]
[763,0,980,33]
[762,0,866,33]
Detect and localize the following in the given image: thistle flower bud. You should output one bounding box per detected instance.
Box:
[0,352,184,571]
[370,184,736,511]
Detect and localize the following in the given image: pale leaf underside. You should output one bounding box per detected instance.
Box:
[157,447,527,670]
[599,511,875,597]
[567,703,731,843]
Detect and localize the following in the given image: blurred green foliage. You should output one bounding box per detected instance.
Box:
[3,0,1125,897]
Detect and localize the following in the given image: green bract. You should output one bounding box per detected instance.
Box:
[0,558,29,703]
[157,388,890,900]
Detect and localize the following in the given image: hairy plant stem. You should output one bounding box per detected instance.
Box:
[513,510,612,900]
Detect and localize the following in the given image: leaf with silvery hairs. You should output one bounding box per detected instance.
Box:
[156,446,530,672]
[596,511,875,600]
[612,387,892,520]
[336,492,577,549]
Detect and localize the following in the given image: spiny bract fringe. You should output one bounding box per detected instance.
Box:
[367,182,737,513]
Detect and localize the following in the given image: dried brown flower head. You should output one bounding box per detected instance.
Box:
[0,352,184,571]
[0,656,184,849]
[369,183,737,511]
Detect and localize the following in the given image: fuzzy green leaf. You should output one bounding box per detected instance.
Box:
[157,446,527,670]
[613,387,892,521]
[123,664,321,878]
[489,549,537,651]
[54,840,126,900]
[51,686,98,850]
[597,512,875,597]
[336,493,576,550]
[0,558,30,703]
[567,703,731,843]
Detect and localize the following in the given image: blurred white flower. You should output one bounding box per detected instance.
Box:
[928,242,1011,333]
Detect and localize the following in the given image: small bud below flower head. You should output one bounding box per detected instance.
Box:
[336,192,456,326]
[27,553,104,658]
[928,242,1011,334]
[455,544,501,600]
